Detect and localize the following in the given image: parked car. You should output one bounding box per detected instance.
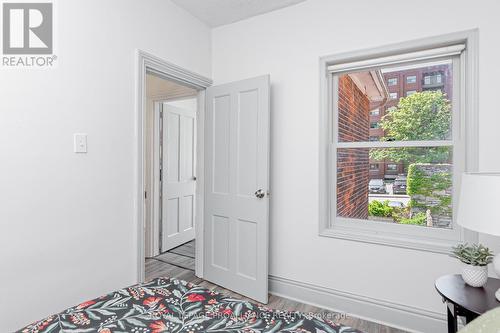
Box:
[393,175,407,194]
[369,179,386,194]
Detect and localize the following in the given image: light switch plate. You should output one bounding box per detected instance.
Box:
[74,133,87,153]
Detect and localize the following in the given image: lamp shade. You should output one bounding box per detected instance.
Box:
[456,173,500,236]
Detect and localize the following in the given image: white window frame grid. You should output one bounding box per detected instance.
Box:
[318,31,479,253]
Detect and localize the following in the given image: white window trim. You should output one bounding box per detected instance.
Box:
[318,30,479,253]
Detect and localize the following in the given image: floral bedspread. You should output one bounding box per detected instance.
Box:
[17,277,362,333]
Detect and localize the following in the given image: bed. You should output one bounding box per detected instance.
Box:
[17,277,362,333]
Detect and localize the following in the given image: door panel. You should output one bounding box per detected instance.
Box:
[166,198,179,236]
[161,104,196,252]
[204,75,270,303]
[213,95,231,194]
[180,195,194,231]
[166,112,180,183]
[182,118,195,181]
[236,219,257,279]
[212,215,230,270]
[237,89,259,197]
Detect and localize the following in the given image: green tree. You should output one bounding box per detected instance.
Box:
[370,91,452,164]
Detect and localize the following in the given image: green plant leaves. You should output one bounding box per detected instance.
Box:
[451,243,494,266]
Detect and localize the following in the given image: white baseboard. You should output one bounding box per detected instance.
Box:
[268,275,447,333]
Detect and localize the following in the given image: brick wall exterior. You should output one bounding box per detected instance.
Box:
[338,76,370,142]
[337,76,369,219]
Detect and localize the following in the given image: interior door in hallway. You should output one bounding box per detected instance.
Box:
[160,103,196,252]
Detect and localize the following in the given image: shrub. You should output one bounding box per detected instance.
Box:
[407,164,452,197]
[407,163,452,219]
[398,212,426,226]
[368,200,393,217]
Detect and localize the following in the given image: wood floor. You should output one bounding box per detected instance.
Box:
[146,241,407,333]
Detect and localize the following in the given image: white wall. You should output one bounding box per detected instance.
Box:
[0,0,210,331]
[212,0,500,331]
[165,97,198,111]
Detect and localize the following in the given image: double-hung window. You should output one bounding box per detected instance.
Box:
[319,33,479,252]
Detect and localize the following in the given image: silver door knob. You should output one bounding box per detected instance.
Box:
[255,189,265,199]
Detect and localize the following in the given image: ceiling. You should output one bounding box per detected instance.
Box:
[171,0,307,27]
[146,73,198,99]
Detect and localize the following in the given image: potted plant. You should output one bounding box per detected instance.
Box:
[451,243,493,287]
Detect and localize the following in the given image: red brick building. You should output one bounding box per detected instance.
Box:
[368,63,453,180]
[337,72,388,219]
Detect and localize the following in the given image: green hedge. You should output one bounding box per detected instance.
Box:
[406,163,452,217]
[368,200,393,217]
[399,212,426,226]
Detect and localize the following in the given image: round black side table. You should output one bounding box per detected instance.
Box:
[435,274,500,333]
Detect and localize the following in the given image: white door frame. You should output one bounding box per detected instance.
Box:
[136,50,212,282]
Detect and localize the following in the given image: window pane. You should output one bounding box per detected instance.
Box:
[406,75,417,84]
[337,146,453,229]
[386,163,398,171]
[337,60,453,142]
[387,78,398,86]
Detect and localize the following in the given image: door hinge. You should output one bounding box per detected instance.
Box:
[144,191,147,199]
[159,169,162,182]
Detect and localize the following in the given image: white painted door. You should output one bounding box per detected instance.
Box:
[204,75,270,304]
[160,104,196,252]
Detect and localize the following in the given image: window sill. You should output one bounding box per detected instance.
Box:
[319,225,475,254]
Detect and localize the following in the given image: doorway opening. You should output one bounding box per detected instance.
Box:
[136,51,271,303]
[136,50,212,283]
[144,73,199,280]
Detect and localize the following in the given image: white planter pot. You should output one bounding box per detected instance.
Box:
[462,264,488,287]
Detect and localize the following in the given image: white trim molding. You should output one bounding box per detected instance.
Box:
[318,30,479,253]
[140,50,212,90]
[135,50,212,283]
[269,275,446,333]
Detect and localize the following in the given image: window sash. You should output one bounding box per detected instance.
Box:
[328,54,464,248]
[336,140,452,149]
